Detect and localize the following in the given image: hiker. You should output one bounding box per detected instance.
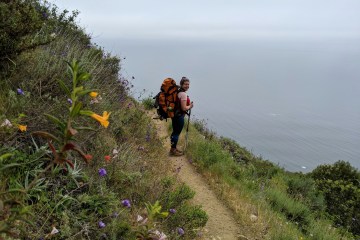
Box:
[170,77,194,156]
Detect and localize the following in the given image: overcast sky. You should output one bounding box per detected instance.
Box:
[52,0,360,41]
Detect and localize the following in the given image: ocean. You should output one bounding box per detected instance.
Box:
[99,37,360,172]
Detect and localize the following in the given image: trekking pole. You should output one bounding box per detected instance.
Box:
[184,108,191,153]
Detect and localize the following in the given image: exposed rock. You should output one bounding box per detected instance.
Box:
[250,214,258,222]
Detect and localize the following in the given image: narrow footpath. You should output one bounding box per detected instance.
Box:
[152,115,240,240]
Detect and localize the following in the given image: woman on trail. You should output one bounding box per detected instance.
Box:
[170,77,194,156]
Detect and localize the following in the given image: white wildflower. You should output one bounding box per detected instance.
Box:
[137,215,144,222]
[1,119,12,127]
[50,226,59,235]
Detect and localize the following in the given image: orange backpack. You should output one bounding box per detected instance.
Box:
[153,78,180,120]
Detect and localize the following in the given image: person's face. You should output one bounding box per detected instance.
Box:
[182,81,190,91]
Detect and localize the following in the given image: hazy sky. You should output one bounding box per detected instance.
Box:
[53,0,360,41]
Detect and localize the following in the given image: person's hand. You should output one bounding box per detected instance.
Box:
[190,101,194,109]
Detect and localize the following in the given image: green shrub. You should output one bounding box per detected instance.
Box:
[315,179,360,236]
[247,159,281,179]
[310,161,360,236]
[141,96,155,110]
[0,0,79,72]
[287,173,326,212]
[161,183,195,209]
[191,140,230,168]
[311,160,360,186]
[166,204,208,239]
[229,165,243,180]
[266,188,312,231]
[106,220,134,240]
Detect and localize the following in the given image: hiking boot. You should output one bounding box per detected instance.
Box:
[175,148,183,154]
[169,148,183,156]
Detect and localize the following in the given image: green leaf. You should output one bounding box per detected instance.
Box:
[68,59,80,86]
[159,212,169,218]
[0,188,26,195]
[79,110,94,116]
[58,79,71,96]
[77,89,98,97]
[24,172,30,188]
[0,153,14,161]
[32,131,61,143]
[77,72,91,81]
[73,86,84,94]
[17,216,35,225]
[0,163,21,171]
[44,113,66,131]
[66,60,73,74]
[70,102,83,117]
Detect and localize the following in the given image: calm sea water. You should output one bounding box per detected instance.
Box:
[99,37,360,172]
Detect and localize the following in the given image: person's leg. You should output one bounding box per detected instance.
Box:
[170,115,185,153]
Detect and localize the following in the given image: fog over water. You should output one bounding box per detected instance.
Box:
[99,37,360,172]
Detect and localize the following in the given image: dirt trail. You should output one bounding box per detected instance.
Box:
[152,116,240,240]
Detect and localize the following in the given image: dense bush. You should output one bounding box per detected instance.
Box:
[287,173,326,213]
[0,0,44,62]
[0,0,79,72]
[311,160,360,186]
[310,160,360,236]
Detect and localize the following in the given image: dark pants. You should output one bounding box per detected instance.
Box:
[170,114,185,149]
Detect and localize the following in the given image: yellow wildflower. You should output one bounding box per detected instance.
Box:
[91,111,111,128]
[89,92,98,98]
[18,124,27,132]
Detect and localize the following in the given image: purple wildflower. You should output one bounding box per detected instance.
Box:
[112,212,119,218]
[42,11,48,19]
[169,208,176,214]
[67,98,73,105]
[17,88,25,95]
[98,168,107,177]
[177,227,185,235]
[98,221,106,228]
[121,199,131,208]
